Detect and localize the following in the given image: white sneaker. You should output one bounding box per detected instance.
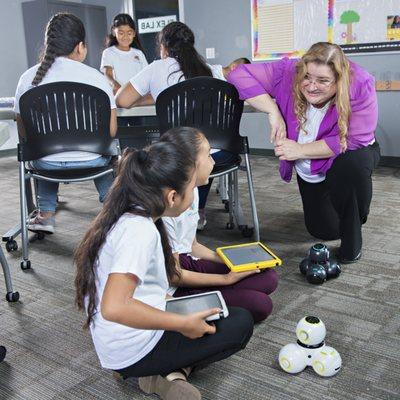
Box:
[27,211,55,234]
[197,211,207,231]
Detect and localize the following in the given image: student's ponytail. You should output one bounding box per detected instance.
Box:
[32,13,86,86]
[158,22,212,81]
[74,143,196,328]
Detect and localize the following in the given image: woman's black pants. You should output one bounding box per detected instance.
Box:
[115,307,254,378]
[297,142,380,259]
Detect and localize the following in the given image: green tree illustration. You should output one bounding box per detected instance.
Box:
[340,10,360,44]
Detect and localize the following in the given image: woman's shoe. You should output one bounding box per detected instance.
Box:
[139,375,201,400]
[339,251,362,264]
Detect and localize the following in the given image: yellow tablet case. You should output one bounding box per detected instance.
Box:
[216,242,282,272]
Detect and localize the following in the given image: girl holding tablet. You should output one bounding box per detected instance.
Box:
[161,127,279,323]
[74,142,253,400]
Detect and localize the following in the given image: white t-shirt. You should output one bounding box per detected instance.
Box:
[14,57,116,162]
[89,213,168,370]
[100,46,148,86]
[129,57,225,101]
[209,64,225,81]
[163,188,199,295]
[295,102,330,183]
[130,58,224,154]
[163,188,199,255]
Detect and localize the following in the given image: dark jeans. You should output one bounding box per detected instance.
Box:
[174,254,278,323]
[198,150,239,209]
[297,141,380,259]
[115,307,254,378]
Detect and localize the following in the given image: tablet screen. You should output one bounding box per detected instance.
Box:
[222,243,275,265]
[166,293,222,315]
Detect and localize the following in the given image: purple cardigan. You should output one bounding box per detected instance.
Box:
[227,58,378,182]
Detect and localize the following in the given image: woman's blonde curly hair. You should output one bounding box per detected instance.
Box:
[293,42,351,151]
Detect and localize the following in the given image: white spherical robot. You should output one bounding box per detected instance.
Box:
[279,316,342,377]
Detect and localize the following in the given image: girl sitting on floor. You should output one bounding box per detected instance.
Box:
[74,141,254,400]
[160,127,279,323]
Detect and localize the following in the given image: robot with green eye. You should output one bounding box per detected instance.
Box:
[279,316,342,377]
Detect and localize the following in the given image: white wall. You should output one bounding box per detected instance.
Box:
[0,0,29,97]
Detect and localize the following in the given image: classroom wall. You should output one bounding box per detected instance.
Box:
[183,0,400,158]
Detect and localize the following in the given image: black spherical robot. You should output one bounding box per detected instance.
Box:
[299,244,341,284]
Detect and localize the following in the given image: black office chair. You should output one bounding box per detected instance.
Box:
[156,77,260,240]
[2,82,120,270]
[117,125,160,151]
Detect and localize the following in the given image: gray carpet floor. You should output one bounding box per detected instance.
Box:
[0,155,399,400]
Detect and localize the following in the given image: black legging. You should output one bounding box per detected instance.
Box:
[297,141,380,259]
[115,307,254,378]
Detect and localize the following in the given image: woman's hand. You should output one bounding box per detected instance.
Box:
[274,138,304,161]
[268,109,287,144]
[179,308,219,339]
[224,269,261,285]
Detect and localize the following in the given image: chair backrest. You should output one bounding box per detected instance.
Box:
[18,82,117,161]
[156,77,248,154]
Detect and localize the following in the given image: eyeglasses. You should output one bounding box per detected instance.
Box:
[302,74,336,89]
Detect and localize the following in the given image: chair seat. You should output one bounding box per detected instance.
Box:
[27,165,113,180]
[211,154,242,175]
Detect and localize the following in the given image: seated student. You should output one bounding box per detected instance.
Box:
[161,127,278,323]
[116,21,222,106]
[116,22,248,229]
[14,13,117,234]
[198,57,251,230]
[101,14,148,95]
[210,57,251,81]
[74,142,254,400]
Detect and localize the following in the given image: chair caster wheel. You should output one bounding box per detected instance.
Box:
[0,346,6,362]
[5,240,18,252]
[226,222,235,230]
[241,226,254,238]
[6,291,20,302]
[37,232,45,240]
[223,201,230,212]
[20,260,31,270]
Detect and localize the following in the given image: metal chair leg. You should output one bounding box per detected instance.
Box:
[19,163,31,270]
[232,170,246,227]
[218,175,229,202]
[226,173,234,229]
[0,246,19,302]
[244,154,260,241]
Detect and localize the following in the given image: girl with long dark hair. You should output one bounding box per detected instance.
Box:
[115,21,214,107]
[74,140,253,400]
[160,127,279,323]
[101,14,147,94]
[14,13,117,234]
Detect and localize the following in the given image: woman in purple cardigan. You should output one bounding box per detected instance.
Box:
[228,42,380,263]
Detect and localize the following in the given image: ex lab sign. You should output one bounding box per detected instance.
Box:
[138,15,177,34]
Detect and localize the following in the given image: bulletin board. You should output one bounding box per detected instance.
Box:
[251,0,400,61]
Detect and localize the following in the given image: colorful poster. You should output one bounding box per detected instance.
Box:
[251,0,400,61]
[251,0,333,61]
[333,0,400,54]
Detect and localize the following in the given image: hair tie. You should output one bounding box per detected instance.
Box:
[137,149,148,163]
